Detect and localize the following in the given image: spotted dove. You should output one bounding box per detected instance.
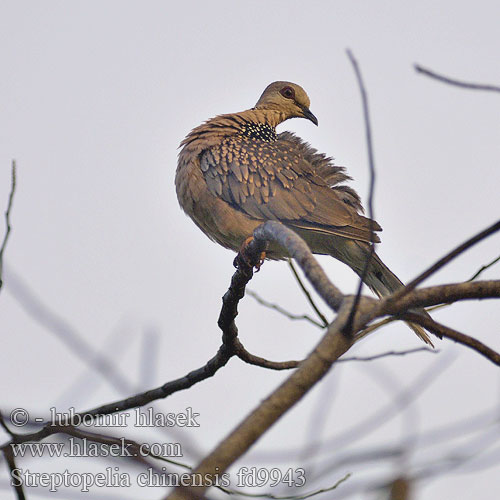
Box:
[176,81,434,345]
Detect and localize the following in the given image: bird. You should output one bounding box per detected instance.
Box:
[176,81,434,345]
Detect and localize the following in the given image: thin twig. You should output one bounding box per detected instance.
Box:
[247,288,325,328]
[404,255,500,316]
[221,472,351,500]
[404,312,500,366]
[237,345,436,369]
[468,254,500,281]
[338,347,436,363]
[415,65,500,93]
[344,49,377,336]
[234,338,300,370]
[288,259,329,327]
[0,160,16,293]
[237,344,435,370]
[387,219,500,305]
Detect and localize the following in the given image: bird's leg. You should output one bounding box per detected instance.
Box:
[233,236,267,271]
[255,250,267,272]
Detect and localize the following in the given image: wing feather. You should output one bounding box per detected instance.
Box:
[200,132,381,244]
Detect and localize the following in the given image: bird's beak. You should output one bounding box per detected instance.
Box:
[300,106,319,126]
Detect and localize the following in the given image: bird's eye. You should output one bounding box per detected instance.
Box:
[280,86,295,99]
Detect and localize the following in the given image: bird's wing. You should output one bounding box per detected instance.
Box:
[200,133,381,244]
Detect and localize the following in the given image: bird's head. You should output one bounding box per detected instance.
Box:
[254,81,318,126]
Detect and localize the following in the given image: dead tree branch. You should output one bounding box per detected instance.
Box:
[246,289,325,328]
[415,64,500,93]
[404,312,500,366]
[386,219,500,305]
[344,48,377,335]
[288,260,329,327]
[468,254,500,281]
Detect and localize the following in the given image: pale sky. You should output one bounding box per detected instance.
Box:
[1,1,499,499]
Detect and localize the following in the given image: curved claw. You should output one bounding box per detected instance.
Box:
[233,236,267,271]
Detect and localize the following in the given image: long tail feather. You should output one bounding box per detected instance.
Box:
[335,240,436,346]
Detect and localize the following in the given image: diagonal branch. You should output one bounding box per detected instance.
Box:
[403,312,500,366]
[234,339,300,370]
[288,259,329,327]
[384,280,500,311]
[468,254,500,281]
[387,219,500,305]
[247,288,325,328]
[344,48,377,335]
[415,65,500,93]
[339,347,435,362]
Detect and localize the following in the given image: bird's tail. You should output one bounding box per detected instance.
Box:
[335,240,435,346]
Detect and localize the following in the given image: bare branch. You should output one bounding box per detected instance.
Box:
[468,254,500,281]
[0,160,16,293]
[404,312,500,366]
[344,49,377,335]
[83,349,233,420]
[387,219,500,304]
[384,280,500,312]
[234,338,300,370]
[221,472,351,500]
[288,259,329,327]
[338,347,436,363]
[237,345,436,370]
[415,64,500,93]
[247,288,325,328]
[236,344,435,370]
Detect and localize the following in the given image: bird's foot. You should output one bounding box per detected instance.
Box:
[233,236,266,271]
[254,251,266,272]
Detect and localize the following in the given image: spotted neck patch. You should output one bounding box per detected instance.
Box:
[240,122,277,142]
